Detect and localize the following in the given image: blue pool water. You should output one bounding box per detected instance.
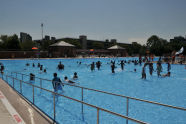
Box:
[0,58,186,124]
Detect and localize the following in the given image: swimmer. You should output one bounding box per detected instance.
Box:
[73,72,78,79]
[40,65,43,70]
[26,63,29,66]
[52,73,64,92]
[58,61,64,70]
[90,62,95,71]
[161,72,171,77]
[111,63,115,73]
[157,62,162,77]
[30,73,35,81]
[0,64,4,73]
[43,69,47,73]
[64,76,75,84]
[141,67,146,79]
[38,63,40,67]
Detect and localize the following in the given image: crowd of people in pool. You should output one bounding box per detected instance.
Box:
[25,61,78,92]
[0,56,186,92]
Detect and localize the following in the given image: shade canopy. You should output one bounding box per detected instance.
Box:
[107,45,125,50]
[50,41,75,47]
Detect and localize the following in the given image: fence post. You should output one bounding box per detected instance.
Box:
[126,97,129,124]
[97,108,99,124]
[6,75,8,83]
[81,88,84,121]
[2,73,3,80]
[40,79,42,88]
[22,74,23,81]
[32,85,34,104]
[20,80,22,94]
[81,88,84,114]
[53,93,56,122]
[13,77,14,88]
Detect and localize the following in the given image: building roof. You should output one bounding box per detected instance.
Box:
[50,41,75,47]
[107,45,125,49]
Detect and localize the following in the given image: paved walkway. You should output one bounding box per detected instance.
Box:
[0,90,25,124]
[0,100,16,124]
[0,79,53,124]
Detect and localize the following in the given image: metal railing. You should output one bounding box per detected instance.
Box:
[7,71,186,124]
[11,71,186,110]
[0,73,148,124]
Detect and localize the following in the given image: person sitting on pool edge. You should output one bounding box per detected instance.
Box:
[64,76,75,84]
[52,73,64,92]
[161,72,171,77]
[73,72,78,79]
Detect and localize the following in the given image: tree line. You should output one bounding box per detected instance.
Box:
[0,34,186,56]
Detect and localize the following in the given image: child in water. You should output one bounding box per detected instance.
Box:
[73,72,78,79]
[64,76,75,84]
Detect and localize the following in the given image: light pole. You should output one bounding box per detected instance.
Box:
[41,23,43,40]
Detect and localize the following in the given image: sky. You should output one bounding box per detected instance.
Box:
[0,0,186,44]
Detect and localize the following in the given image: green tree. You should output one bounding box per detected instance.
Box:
[146,35,168,56]
[131,42,142,54]
[6,34,21,50]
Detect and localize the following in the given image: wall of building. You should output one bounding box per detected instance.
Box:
[0,51,48,59]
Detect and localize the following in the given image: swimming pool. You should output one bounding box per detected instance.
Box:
[0,58,186,124]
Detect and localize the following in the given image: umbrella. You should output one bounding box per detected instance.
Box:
[32,47,38,50]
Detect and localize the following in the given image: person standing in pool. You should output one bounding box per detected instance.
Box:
[96,61,101,70]
[52,73,64,92]
[0,63,4,73]
[149,63,154,76]
[141,67,146,79]
[58,61,64,70]
[120,60,124,70]
[91,62,95,71]
[111,63,115,73]
[167,62,171,72]
[157,62,162,77]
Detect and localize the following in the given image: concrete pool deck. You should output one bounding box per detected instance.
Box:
[0,79,53,124]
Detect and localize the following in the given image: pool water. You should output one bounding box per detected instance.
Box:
[0,58,186,124]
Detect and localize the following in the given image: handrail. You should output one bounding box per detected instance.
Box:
[2,73,148,124]
[10,71,186,111]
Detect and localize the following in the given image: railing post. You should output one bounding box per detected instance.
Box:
[53,93,56,122]
[40,79,42,88]
[13,77,14,88]
[20,80,22,94]
[126,97,129,124]
[81,88,84,114]
[6,75,8,82]
[22,74,23,81]
[32,85,34,104]
[97,108,99,124]
[81,88,84,121]
[1,73,3,80]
